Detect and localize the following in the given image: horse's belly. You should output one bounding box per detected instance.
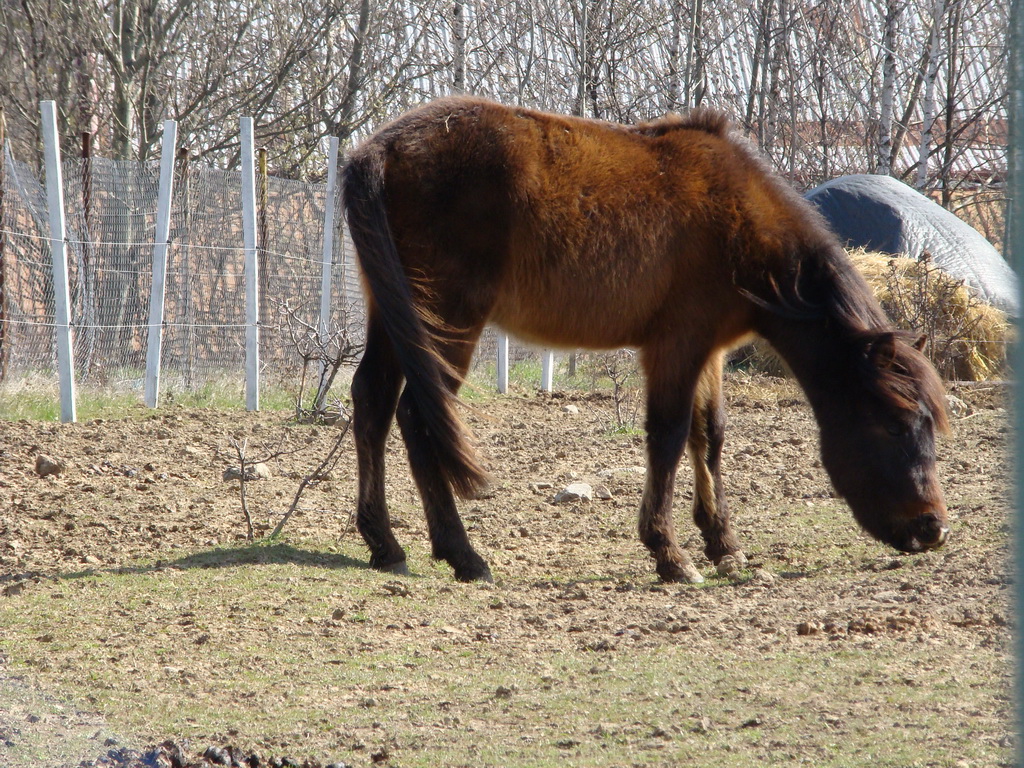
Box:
[490,277,663,350]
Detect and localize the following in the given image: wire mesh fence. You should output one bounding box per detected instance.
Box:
[0,140,542,408]
[0,143,366,400]
[1,150,57,380]
[0,134,1010,415]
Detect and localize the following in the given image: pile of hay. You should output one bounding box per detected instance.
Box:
[848,249,1012,381]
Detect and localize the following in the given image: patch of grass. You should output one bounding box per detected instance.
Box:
[0,384,150,422]
[163,379,293,411]
[0,373,317,420]
[0,393,61,421]
[0,675,116,767]
[0,374,66,420]
[466,356,551,393]
[603,422,645,437]
[0,535,1010,768]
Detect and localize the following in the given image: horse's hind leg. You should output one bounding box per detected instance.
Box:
[352,311,408,574]
[396,326,491,582]
[638,345,705,584]
[688,356,744,566]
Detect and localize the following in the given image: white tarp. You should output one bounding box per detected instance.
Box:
[806,174,1018,316]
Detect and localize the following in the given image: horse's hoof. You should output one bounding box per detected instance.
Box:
[678,564,704,584]
[455,562,493,583]
[657,561,704,584]
[376,559,410,577]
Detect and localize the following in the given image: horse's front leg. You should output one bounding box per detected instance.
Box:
[638,347,705,584]
[688,356,745,566]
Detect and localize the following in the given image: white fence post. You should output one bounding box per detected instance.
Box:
[318,136,340,386]
[41,101,76,423]
[541,350,554,392]
[240,117,260,411]
[144,120,178,408]
[496,333,509,393]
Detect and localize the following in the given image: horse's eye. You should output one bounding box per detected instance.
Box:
[886,422,904,437]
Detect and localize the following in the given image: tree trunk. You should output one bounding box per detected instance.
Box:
[0,108,7,381]
[452,0,467,93]
[684,0,706,108]
[665,0,684,111]
[573,1,589,116]
[572,0,603,118]
[744,0,774,138]
[876,0,899,175]
[916,0,945,190]
[110,0,141,159]
[334,0,371,138]
[940,1,963,208]
[112,75,134,160]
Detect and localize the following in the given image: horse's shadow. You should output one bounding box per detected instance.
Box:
[56,542,370,582]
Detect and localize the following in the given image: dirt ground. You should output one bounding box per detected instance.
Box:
[0,373,1014,766]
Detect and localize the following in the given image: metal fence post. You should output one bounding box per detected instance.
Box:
[240,117,260,411]
[496,333,509,393]
[541,350,554,392]
[0,107,8,383]
[1009,0,1023,762]
[40,101,76,423]
[144,120,178,408]
[317,136,340,402]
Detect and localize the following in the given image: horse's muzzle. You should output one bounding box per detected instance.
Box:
[896,511,949,553]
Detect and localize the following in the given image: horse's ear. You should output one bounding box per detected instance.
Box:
[913,334,927,352]
[865,332,898,369]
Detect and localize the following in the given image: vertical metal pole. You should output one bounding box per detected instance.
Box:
[240,117,260,411]
[144,120,178,408]
[318,136,340,393]
[257,147,270,331]
[41,101,76,423]
[0,107,8,383]
[1009,0,1023,763]
[496,332,509,394]
[79,129,97,378]
[541,350,554,392]
[176,146,196,390]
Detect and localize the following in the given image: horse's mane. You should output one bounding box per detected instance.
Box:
[633,108,730,138]
[707,120,951,434]
[863,331,951,433]
[742,246,950,433]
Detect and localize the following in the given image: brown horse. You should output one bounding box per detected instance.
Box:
[342,96,950,583]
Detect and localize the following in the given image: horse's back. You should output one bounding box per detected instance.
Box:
[355,97,757,350]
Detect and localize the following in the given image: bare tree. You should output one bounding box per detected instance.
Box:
[683,0,708,109]
[274,298,363,424]
[664,0,686,111]
[916,0,946,189]
[876,0,901,174]
[0,0,449,175]
[743,0,775,140]
[452,0,468,92]
[0,0,1005,202]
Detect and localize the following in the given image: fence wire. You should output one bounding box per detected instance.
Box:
[1,149,55,379]
[0,143,1010,404]
[0,145,367,397]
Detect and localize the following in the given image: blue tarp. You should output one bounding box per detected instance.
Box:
[805,174,1019,316]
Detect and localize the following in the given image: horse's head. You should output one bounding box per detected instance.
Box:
[817,332,950,553]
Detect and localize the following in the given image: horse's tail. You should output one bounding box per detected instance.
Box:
[342,144,489,499]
